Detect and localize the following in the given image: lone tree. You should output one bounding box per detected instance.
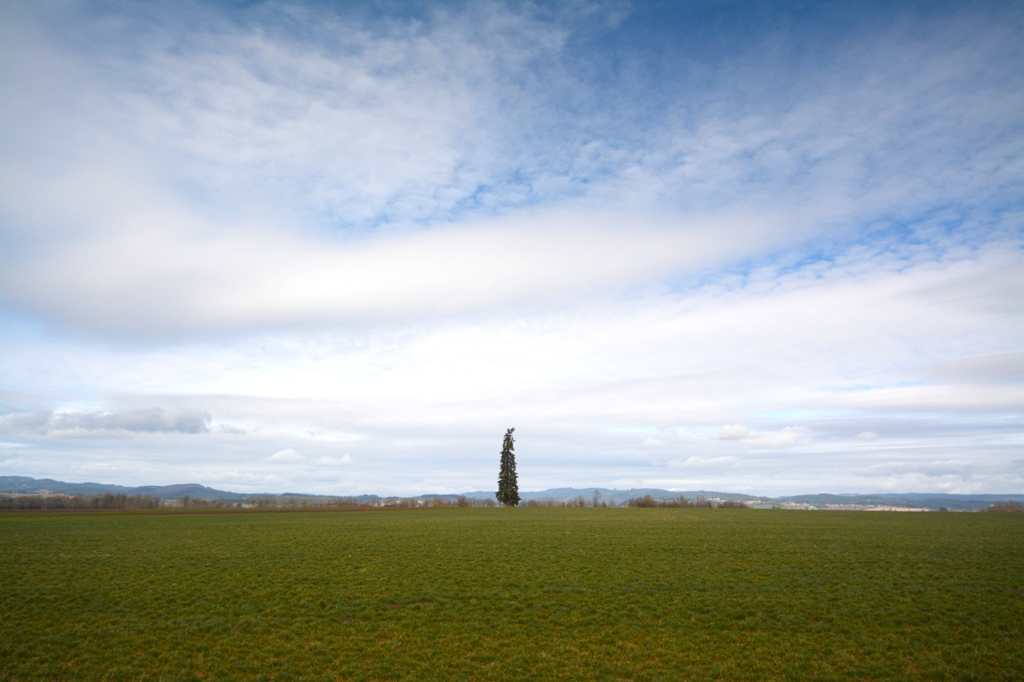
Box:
[496,427,520,507]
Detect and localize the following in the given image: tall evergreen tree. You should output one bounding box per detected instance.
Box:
[496,427,519,507]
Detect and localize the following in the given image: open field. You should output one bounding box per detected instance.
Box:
[2,508,1022,681]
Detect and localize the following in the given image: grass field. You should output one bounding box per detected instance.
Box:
[2,507,1022,681]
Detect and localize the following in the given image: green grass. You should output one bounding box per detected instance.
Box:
[2,508,1022,681]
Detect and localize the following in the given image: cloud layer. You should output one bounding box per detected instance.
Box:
[3,1,1020,337]
[1,1,1021,495]
[0,409,211,436]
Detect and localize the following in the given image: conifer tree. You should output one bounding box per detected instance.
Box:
[496,427,519,507]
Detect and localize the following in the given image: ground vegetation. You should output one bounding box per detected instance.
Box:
[2,507,1021,680]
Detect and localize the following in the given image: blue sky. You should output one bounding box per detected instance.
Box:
[1,0,1021,496]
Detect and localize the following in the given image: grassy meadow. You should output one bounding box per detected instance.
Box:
[1,507,1022,681]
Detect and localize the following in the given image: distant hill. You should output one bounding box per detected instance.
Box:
[0,476,137,496]
[2,476,1021,509]
[0,476,247,500]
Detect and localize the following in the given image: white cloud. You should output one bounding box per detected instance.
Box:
[750,426,812,449]
[0,200,794,337]
[0,409,210,436]
[711,424,812,448]
[670,456,739,468]
[267,448,303,462]
[818,385,1024,413]
[714,425,751,441]
[315,455,353,466]
[854,431,880,441]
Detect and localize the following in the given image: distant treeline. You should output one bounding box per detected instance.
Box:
[519,494,748,508]
[0,493,498,510]
[0,493,164,510]
[625,495,748,509]
[0,492,744,510]
[524,497,604,507]
[245,495,498,509]
[985,501,1023,512]
[5,493,1019,511]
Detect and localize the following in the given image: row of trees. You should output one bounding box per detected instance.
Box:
[246,495,497,508]
[180,495,501,509]
[178,495,239,509]
[626,495,749,508]
[178,494,746,509]
[523,496,749,508]
[985,501,1024,512]
[0,493,163,509]
[0,493,503,510]
[10,491,1018,511]
[522,496,615,507]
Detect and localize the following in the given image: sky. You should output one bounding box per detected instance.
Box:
[1,0,1021,497]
